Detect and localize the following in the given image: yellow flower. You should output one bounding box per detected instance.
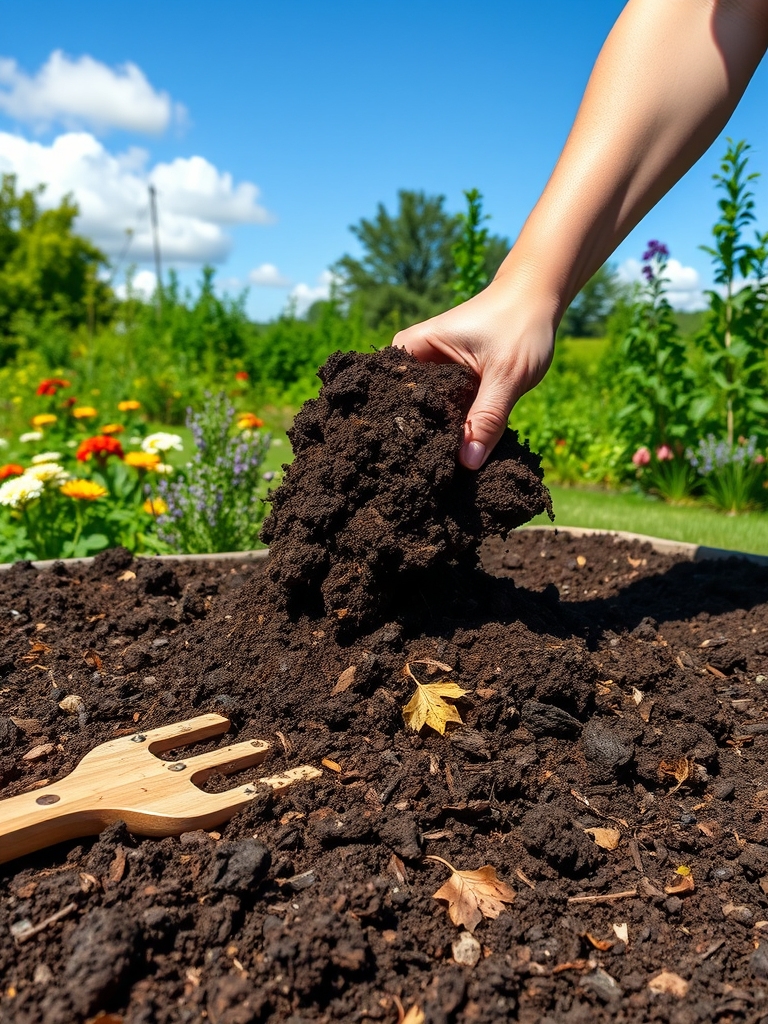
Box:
[237,412,264,430]
[100,423,125,435]
[118,400,141,412]
[31,413,57,428]
[143,497,168,516]
[73,406,98,419]
[125,451,161,470]
[61,479,108,500]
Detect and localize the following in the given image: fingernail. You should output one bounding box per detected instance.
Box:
[462,440,486,470]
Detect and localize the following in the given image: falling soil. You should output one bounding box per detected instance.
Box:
[2,354,768,1023]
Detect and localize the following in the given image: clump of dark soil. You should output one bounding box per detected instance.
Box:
[261,348,552,628]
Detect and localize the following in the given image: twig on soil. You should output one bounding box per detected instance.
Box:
[567,889,638,905]
[12,902,77,943]
[628,839,644,873]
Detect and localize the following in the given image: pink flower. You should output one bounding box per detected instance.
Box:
[755,454,766,465]
[656,444,674,461]
[632,446,651,467]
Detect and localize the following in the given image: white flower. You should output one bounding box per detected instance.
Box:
[154,462,174,475]
[24,462,70,486]
[0,439,8,449]
[19,431,44,443]
[142,432,183,454]
[31,451,63,465]
[0,475,44,508]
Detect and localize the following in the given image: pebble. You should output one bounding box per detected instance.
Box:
[284,870,316,892]
[33,964,53,985]
[679,812,697,826]
[522,699,581,739]
[208,840,271,893]
[0,716,20,750]
[750,943,768,979]
[59,694,85,714]
[723,902,753,924]
[664,896,683,915]
[452,931,481,968]
[22,742,55,761]
[709,866,734,881]
[583,967,622,1003]
[713,779,736,801]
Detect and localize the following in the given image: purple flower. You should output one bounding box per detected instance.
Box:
[642,240,670,262]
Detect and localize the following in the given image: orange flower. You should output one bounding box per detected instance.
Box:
[143,497,168,516]
[76,435,125,462]
[36,378,70,397]
[31,413,57,428]
[0,463,24,479]
[100,423,125,435]
[73,406,98,419]
[237,412,264,430]
[125,451,161,470]
[235,371,249,381]
[60,479,108,500]
[118,400,141,412]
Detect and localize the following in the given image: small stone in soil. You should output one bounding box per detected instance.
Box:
[522,699,581,739]
[208,840,271,893]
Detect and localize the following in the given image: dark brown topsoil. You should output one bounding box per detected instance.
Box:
[2,352,768,1024]
[261,349,552,630]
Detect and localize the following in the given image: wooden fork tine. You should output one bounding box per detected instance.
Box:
[184,739,270,783]
[142,713,231,754]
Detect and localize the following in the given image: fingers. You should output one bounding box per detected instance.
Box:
[459,373,520,470]
[393,325,455,364]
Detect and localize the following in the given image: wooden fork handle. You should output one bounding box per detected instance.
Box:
[0,777,107,866]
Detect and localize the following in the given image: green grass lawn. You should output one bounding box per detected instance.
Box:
[531,484,768,555]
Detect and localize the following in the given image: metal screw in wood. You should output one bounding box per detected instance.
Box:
[0,713,321,865]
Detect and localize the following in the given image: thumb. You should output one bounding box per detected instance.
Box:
[460,374,519,471]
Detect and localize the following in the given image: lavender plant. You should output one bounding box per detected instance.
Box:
[155,393,271,553]
[686,434,766,514]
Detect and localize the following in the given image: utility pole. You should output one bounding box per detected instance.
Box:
[148,184,163,308]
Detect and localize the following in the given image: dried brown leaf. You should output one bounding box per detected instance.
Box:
[83,649,103,671]
[427,856,515,932]
[21,640,52,662]
[584,826,621,851]
[409,658,453,675]
[664,873,695,896]
[321,758,342,773]
[584,932,613,951]
[332,666,357,695]
[658,757,694,794]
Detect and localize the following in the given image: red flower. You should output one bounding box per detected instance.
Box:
[0,463,24,479]
[76,435,125,462]
[62,396,78,408]
[36,377,71,397]
[234,371,249,381]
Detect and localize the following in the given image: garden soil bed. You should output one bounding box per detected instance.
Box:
[2,532,768,1023]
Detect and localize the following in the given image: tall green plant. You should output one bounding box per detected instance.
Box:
[452,189,490,304]
[615,241,691,450]
[699,139,768,444]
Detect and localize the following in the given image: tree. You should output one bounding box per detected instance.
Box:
[0,174,112,343]
[560,263,621,337]
[336,190,460,328]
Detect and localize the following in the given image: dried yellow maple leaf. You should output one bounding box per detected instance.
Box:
[427,855,515,932]
[402,681,467,734]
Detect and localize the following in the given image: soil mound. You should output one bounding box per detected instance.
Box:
[261,348,552,628]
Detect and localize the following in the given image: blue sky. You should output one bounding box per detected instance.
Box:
[1,0,767,320]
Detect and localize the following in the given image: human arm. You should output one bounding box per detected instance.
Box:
[394,0,768,468]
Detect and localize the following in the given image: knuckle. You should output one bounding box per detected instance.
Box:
[468,406,510,437]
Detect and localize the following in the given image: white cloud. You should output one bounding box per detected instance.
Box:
[289,270,336,315]
[0,131,271,263]
[0,51,183,135]
[618,257,707,312]
[114,269,156,301]
[249,263,291,287]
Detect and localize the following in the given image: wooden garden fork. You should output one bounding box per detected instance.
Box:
[0,713,321,865]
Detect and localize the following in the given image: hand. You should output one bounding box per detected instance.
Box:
[392,277,556,469]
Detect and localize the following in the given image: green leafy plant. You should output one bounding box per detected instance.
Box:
[452,189,491,304]
[153,393,271,554]
[615,241,692,452]
[698,139,768,445]
[631,445,699,504]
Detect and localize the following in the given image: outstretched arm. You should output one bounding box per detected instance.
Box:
[394,0,768,469]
